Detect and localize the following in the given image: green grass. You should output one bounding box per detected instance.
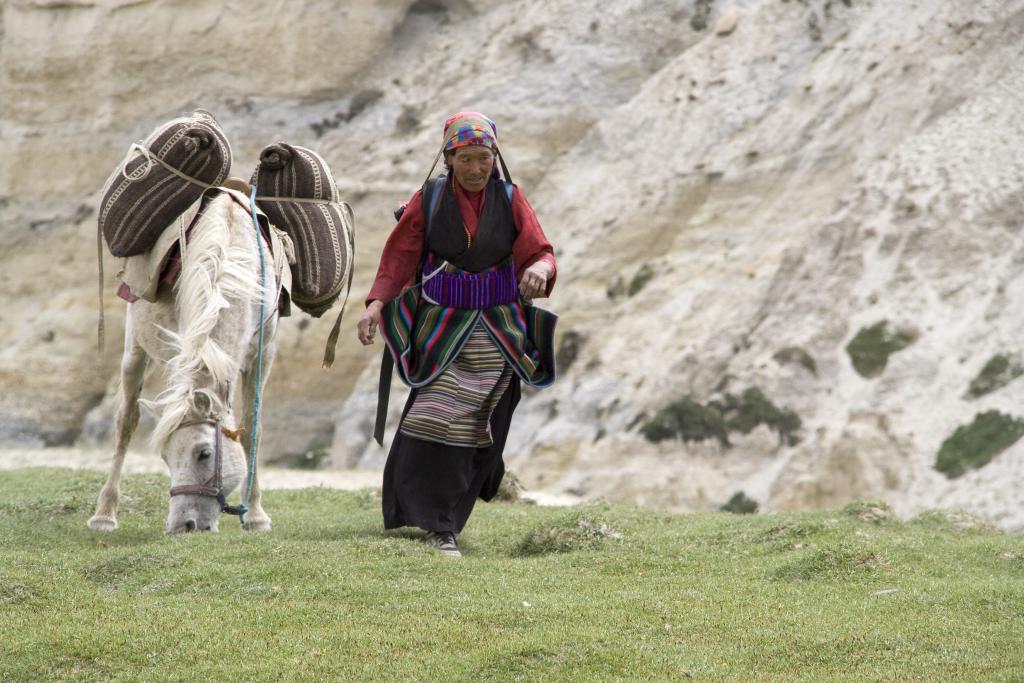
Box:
[1,469,1023,682]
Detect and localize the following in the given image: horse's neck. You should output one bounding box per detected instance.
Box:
[177,194,264,370]
[149,194,266,450]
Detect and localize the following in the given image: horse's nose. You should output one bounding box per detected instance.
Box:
[184,519,197,532]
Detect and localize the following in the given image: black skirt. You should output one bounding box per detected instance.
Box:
[382,376,521,533]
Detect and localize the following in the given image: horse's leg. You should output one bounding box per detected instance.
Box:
[238,337,276,532]
[88,316,149,531]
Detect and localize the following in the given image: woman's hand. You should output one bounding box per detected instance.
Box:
[357,300,385,346]
[519,261,551,300]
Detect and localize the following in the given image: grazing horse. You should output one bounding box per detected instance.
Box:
[88,188,279,533]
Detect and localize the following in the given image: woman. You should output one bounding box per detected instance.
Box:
[357,112,558,557]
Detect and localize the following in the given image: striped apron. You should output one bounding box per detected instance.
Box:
[399,322,514,447]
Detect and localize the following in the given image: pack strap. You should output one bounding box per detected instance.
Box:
[321,284,351,368]
[373,349,394,446]
[425,176,446,235]
[496,147,513,185]
[322,204,355,368]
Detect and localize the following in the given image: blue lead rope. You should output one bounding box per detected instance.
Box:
[238,186,268,525]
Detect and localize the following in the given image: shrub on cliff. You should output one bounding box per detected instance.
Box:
[966,353,1024,398]
[935,410,1024,478]
[641,388,801,447]
[846,321,917,378]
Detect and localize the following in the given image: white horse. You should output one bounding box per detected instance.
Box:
[88,188,279,534]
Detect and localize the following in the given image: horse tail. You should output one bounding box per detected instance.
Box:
[148,193,267,449]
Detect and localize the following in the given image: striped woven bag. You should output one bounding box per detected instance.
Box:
[98,109,232,257]
[251,143,355,366]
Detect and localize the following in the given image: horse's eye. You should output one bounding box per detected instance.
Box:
[198,447,212,461]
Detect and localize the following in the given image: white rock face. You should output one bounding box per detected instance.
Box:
[4,0,1024,528]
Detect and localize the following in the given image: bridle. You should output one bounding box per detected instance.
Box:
[168,418,248,518]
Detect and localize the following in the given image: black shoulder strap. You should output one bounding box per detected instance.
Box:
[421,177,511,227]
[373,348,393,446]
[421,176,447,238]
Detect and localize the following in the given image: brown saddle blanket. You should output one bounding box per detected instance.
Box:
[116,187,294,316]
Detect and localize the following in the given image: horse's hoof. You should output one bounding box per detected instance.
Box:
[88,516,118,532]
[242,519,272,532]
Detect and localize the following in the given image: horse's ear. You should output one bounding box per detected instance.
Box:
[191,390,214,418]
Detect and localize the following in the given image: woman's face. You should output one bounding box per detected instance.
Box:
[448,146,494,193]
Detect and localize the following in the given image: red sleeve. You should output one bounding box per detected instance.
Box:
[511,186,558,297]
[365,188,426,305]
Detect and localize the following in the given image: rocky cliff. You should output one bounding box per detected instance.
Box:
[4,0,1024,528]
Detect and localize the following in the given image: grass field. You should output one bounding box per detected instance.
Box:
[1,468,1022,682]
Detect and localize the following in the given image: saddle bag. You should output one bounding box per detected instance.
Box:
[250,143,354,319]
[98,109,232,257]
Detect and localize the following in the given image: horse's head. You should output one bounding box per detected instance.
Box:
[162,390,247,534]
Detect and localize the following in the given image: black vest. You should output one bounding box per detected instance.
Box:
[424,176,516,272]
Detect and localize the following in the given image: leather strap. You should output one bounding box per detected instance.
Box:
[374,348,394,446]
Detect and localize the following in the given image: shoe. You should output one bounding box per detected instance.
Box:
[425,530,462,557]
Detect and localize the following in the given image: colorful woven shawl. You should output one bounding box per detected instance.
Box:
[380,287,557,390]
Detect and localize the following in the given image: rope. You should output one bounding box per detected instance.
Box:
[96,220,105,363]
[423,144,446,185]
[254,195,334,205]
[422,260,448,285]
[240,185,268,525]
[122,142,218,190]
[496,147,514,184]
[177,213,188,263]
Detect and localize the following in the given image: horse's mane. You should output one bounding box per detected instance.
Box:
[147,193,269,449]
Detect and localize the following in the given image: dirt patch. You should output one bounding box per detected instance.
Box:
[0,447,580,506]
[0,446,378,491]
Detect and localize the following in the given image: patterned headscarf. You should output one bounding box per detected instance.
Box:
[442,111,498,152]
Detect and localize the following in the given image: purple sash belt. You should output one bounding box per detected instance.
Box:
[422,260,518,309]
